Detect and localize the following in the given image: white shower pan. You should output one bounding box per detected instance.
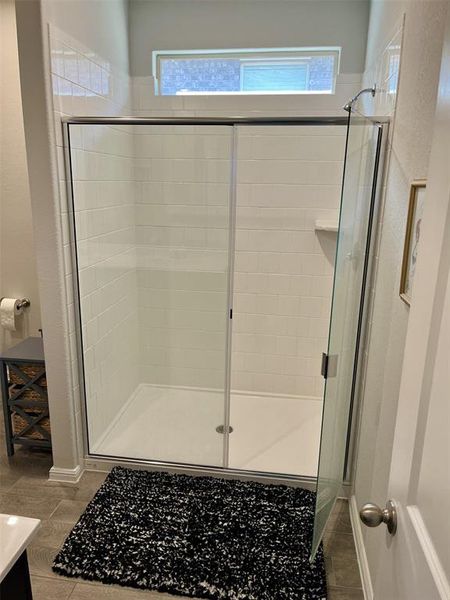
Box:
[91,385,322,477]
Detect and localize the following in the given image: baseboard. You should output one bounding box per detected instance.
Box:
[349,494,374,600]
[49,464,84,484]
[339,482,351,499]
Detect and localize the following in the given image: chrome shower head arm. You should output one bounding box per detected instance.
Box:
[343,85,377,112]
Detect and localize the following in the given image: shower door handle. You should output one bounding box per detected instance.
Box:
[321,353,338,379]
[321,353,329,378]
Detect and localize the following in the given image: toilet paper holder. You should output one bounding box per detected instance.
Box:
[17,298,31,310]
[0,298,31,310]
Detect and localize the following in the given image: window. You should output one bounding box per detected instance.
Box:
[387,47,400,94]
[153,48,340,96]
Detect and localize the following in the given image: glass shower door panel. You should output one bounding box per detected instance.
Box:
[134,125,233,467]
[69,124,233,467]
[311,116,384,558]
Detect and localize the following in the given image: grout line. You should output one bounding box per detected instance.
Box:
[47,499,66,521]
[330,584,364,591]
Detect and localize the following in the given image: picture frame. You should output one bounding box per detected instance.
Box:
[399,180,427,305]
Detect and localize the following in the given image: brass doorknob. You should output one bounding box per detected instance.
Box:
[359,500,397,535]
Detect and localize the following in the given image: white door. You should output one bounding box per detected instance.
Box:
[366,10,450,599]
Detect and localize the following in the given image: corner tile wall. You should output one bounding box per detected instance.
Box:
[360,19,403,118]
[70,124,139,448]
[48,25,137,450]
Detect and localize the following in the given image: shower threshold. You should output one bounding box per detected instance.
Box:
[90,385,322,478]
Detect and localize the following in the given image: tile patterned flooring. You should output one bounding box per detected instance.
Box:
[0,444,363,599]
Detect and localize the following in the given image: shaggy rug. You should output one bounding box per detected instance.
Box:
[53,466,327,599]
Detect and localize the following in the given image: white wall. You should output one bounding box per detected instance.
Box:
[134,125,231,390]
[131,124,345,399]
[69,123,139,448]
[352,0,448,592]
[132,124,345,399]
[43,0,130,75]
[68,121,344,405]
[232,125,345,398]
[128,0,370,76]
[128,0,362,403]
[129,0,365,118]
[48,17,136,451]
[0,0,41,352]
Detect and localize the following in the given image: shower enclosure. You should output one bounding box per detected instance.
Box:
[64,113,386,544]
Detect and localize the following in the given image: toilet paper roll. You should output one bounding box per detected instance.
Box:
[0,298,23,332]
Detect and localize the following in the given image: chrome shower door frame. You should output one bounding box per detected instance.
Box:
[62,115,382,487]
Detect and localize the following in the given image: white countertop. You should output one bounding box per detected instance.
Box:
[0,514,40,582]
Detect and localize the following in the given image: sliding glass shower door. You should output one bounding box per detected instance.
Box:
[311,113,386,558]
[66,115,383,484]
[68,124,234,467]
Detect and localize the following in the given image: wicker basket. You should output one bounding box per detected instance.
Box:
[9,383,47,403]
[12,411,51,441]
[9,363,47,388]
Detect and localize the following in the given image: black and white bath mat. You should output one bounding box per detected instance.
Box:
[53,466,327,599]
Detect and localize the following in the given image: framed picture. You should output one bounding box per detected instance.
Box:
[400,180,427,305]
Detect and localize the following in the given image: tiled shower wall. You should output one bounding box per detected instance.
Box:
[49,26,139,448]
[68,122,345,401]
[48,22,354,452]
[131,124,345,399]
[130,80,354,400]
[232,127,346,398]
[27,0,364,473]
[134,126,232,389]
[70,125,139,447]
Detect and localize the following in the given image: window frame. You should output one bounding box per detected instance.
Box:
[152,47,341,96]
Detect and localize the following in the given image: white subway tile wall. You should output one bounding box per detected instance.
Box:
[134,126,232,390]
[131,73,362,118]
[232,127,346,398]
[133,125,346,399]
[49,26,135,449]
[71,124,139,447]
[129,76,356,401]
[361,20,403,117]
[48,23,356,458]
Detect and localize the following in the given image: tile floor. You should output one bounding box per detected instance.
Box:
[0,440,363,599]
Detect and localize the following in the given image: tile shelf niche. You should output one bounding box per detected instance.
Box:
[314,220,339,233]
